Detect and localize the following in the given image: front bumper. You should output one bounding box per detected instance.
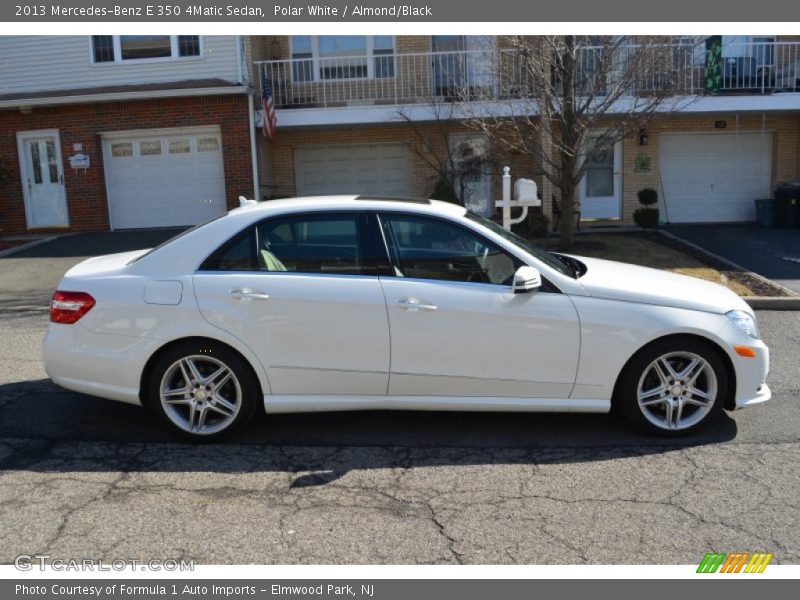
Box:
[717,320,770,410]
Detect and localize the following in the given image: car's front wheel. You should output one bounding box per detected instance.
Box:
[147,341,259,441]
[618,337,728,436]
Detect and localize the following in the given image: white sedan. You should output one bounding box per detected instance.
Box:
[43,196,770,440]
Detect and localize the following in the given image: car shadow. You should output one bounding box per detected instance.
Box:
[0,379,738,486]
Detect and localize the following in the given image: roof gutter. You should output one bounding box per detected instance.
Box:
[0,85,248,109]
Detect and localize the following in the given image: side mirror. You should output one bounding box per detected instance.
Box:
[512,266,541,293]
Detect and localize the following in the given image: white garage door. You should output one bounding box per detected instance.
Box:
[103,127,226,229]
[660,132,772,223]
[295,143,411,197]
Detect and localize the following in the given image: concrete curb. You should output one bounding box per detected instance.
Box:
[0,235,61,258]
[658,229,800,300]
[742,297,800,310]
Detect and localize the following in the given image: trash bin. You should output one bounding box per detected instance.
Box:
[754,199,774,227]
[774,183,800,228]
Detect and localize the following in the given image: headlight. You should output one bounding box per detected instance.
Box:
[726,310,760,339]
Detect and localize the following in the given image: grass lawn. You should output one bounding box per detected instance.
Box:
[532,232,755,296]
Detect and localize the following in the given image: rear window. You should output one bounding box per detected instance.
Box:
[127,214,226,265]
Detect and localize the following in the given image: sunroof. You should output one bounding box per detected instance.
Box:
[354,195,431,204]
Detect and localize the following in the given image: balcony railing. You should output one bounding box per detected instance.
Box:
[255,41,800,110]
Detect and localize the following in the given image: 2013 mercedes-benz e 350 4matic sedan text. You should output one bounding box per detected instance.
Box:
[44,196,770,440]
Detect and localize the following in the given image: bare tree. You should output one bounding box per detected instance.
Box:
[465,35,697,247]
[397,97,498,211]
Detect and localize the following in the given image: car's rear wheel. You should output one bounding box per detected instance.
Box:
[148,341,259,441]
[618,337,727,436]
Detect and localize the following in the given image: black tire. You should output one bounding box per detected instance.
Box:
[146,340,259,441]
[617,337,728,437]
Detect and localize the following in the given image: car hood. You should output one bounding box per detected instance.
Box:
[569,255,752,315]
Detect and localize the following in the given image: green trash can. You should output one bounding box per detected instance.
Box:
[774,183,800,228]
[754,199,775,227]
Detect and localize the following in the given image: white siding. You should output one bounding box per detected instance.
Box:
[0,36,240,94]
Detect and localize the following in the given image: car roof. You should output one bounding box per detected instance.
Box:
[229,195,468,218]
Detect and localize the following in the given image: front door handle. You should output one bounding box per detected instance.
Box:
[397,298,438,311]
[228,287,270,301]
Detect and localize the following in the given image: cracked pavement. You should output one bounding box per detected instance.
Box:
[0,307,798,564]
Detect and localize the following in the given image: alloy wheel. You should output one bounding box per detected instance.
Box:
[636,351,718,431]
[159,355,242,435]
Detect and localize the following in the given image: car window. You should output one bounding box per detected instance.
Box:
[380,214,519,285]
[464,212,576,278]
[255,213,365,275]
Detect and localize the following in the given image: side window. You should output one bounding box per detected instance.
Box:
[255,213,365,275]
[201,227,257,272]
[380,214,519,285]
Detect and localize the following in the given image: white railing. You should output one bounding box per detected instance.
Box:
[255,41,800,110]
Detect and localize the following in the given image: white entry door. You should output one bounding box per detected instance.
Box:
[580,138,622,219]
[17,130,68,228]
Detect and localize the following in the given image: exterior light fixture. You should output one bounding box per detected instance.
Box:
[638,128,649,146]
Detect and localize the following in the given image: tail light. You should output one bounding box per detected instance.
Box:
[50,291,96,324]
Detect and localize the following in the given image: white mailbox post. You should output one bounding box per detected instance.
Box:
[495,166,541,231]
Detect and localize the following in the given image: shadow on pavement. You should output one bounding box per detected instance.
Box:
[0,379,738,485]
[1,228,187,259]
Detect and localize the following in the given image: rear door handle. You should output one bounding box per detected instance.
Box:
[228,287,270,301]
[397,298,437,311]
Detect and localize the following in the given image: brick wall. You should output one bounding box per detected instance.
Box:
[0,94,252,234]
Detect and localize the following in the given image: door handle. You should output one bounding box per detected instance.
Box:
[397,298,438,311]
[228,287,270,301]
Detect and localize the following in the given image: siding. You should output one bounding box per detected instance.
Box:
[0,36,240,94]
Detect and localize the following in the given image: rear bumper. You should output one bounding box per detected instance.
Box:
[43,323,160,406]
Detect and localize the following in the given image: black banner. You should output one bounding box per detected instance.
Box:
[3,0,800,22]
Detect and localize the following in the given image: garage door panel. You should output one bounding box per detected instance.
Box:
[295,143,411,197]
[104,128,226,229]
[660,133,772,223]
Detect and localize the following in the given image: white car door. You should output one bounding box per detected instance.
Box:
[377,213,580,399]
[193,211,390,396]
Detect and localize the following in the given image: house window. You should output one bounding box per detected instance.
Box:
[92,36,114,63]
[289,36,395,82]
[91,35,201,63]
[121,36,172,60]
[139,140,162,156]
[168,140,192,154]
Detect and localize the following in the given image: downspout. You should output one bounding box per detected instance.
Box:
[237,35,260,202]
[248,93,261,201]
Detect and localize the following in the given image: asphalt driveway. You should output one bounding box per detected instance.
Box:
[0,228,185,309]
[666,224,800,294]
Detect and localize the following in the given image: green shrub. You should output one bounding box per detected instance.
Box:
[633,207,660,228]
[637,188,659,206]
[429,178,461,204]
[513,210,550,238]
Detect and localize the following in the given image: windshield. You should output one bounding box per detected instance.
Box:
[465,212,576,278]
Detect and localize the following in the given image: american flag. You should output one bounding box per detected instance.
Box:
[260,69,277,140]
